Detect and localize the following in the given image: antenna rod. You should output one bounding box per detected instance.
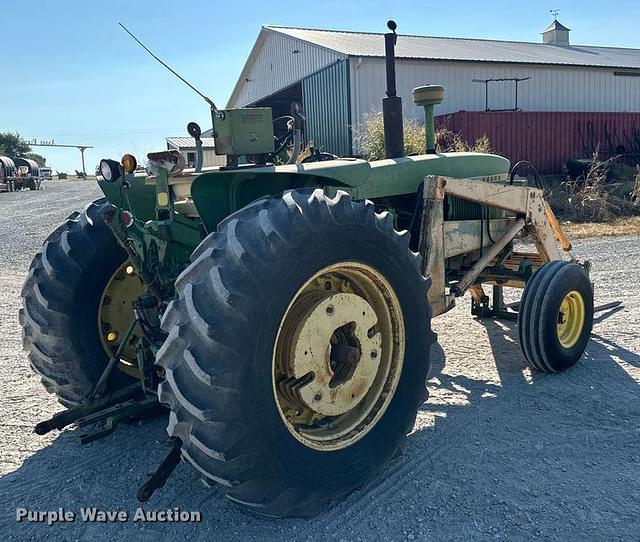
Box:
[118,22,218,112]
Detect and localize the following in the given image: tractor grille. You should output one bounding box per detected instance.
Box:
[447,196,502,221]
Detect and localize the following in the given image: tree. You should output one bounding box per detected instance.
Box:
[0,132,47,165]
[0,132,31,158]
[24,153,46,166]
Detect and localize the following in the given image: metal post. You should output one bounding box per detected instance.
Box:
[382,20,404,159]
[384,32,397,98]
[492,285,505,313]
[425,104,436,153]
[485,82,489,111]
[79,147,87,178]
[420,176,450,316]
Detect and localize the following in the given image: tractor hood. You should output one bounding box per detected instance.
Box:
[190,152,510,232]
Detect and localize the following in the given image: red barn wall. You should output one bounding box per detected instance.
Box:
[435,111,640,174]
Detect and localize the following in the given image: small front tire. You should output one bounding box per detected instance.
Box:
[518,260,593,373]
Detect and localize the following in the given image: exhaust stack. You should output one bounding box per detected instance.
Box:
[382,20,404,159]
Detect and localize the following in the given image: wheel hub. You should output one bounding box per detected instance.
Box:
[98,262,145,376]
[557,290,585,349]
[273,262,405,451]
[289,292,381,416]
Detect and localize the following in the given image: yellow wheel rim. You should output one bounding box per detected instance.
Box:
[98,261,146,377]
[556,290,586,349]
[272,262,405,451]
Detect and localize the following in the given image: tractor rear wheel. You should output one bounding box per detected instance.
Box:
[157,189,434,517]
[518,260,593,372]
[20,199,137,407]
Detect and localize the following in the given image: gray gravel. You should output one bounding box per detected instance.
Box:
[0,181,639,541]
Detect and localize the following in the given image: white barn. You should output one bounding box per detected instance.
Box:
[166,137,225,168]
[227,20,640,156]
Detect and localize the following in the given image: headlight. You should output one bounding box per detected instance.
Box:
[121,153,137,174]
[99,159,121,182]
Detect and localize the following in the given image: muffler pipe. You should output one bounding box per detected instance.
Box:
[383,20,404,159]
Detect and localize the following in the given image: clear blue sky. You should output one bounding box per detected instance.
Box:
[2,0,638,172]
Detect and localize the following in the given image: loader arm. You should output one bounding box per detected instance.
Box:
[420,175,574,316]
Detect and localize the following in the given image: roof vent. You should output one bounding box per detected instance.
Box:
[542,19,570,46]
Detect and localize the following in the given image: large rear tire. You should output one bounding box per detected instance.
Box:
[20,199,134,407]
[157,189,434,517]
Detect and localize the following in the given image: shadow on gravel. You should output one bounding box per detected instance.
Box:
[404,317,640,539]
[590,333,640,367]
[483,317,542,385]
[0,416,244,540]
[481,316,640,382]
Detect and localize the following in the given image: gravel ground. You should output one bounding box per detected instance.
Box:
[0,181,638,541]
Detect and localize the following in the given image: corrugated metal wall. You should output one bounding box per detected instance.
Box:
[350,57,640,121]
[230,30,342,107]
[436,111,640,173]
[302,61,352,156]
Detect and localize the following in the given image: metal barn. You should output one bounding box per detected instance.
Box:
[166,137,226,168]
[227,20,640,159]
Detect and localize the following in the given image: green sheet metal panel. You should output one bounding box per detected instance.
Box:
[302,61,351,157]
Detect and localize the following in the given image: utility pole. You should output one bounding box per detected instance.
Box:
[78,146,89,177]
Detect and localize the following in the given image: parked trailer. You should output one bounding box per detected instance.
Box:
[13,157,42,190]
[0,156,16,192]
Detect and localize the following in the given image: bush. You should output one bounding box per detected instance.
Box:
[355,112,492,160]
[632,167,640,203]
[549,155,640,222]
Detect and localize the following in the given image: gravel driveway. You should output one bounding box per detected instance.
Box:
[0,181,638,541]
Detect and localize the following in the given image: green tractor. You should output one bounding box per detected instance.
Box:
[22,22,596,517]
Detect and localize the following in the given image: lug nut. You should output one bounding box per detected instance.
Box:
[370,350,378,359]
[314,393,322,401]
[326,305,334,315]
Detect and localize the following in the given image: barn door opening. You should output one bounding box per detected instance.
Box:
[302,61,352,157]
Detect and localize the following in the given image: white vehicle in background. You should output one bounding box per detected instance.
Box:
[38,167,52,180]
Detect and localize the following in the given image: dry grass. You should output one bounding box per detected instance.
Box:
[561,216,640,239]
[549,156,640,222]
[558,159,640,239]
[355,112,491,160]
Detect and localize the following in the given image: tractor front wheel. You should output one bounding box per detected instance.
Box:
[518,260,593,372]
[158,189,434,517]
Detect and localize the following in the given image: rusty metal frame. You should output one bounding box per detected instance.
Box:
[420,175,572,317]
